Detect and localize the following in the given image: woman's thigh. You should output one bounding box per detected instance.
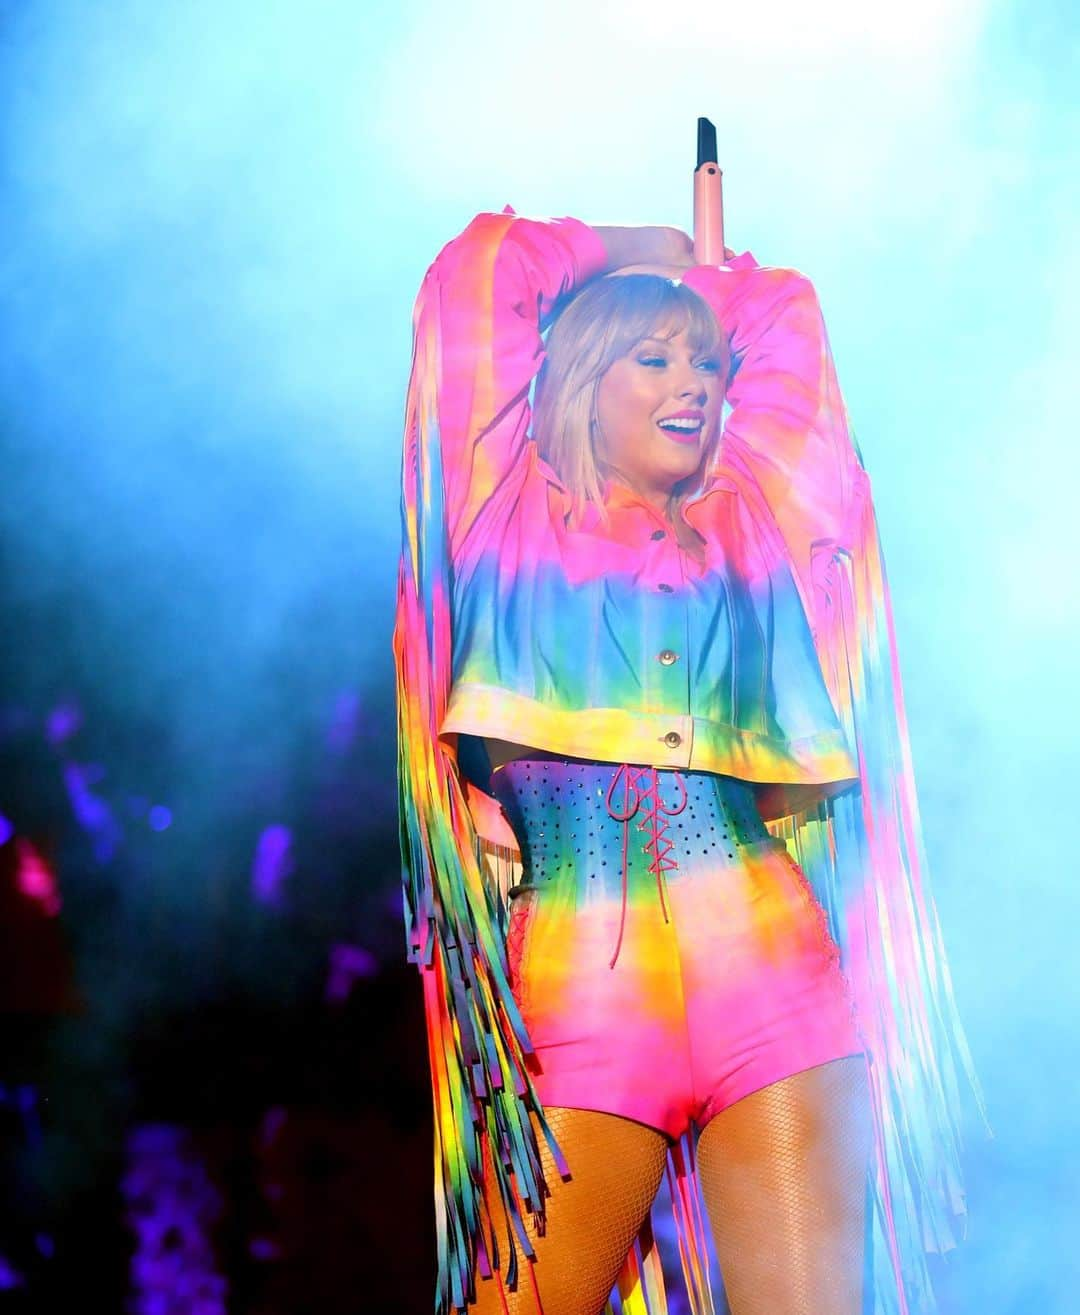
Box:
[469,1106,668,1315]
[695,1055,873,1315]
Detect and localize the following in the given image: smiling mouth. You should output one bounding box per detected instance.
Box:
[656,419,703,445]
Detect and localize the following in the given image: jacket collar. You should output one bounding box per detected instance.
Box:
[599,478,670,525]
[533,444,730,531]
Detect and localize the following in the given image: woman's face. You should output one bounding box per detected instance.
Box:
[593,321,724,509]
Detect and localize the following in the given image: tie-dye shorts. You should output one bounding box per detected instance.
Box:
[490,755,864,1140]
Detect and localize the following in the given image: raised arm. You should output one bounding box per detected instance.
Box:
[406,210,607,555]
[688,257,990,1297]
[681,261,869,606]
[407,210,699,556]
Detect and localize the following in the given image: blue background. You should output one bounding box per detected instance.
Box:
[1,1,1076,1309]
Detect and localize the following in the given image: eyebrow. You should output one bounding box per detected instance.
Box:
[637,336,717,352]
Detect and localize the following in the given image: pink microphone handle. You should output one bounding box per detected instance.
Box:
[693,163,725,265]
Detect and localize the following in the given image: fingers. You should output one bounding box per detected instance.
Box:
[603,262,690,279]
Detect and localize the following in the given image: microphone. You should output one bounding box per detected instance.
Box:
[693,117,725,265]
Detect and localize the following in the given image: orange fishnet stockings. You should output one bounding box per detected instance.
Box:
[467,1056,870,1315]
[696,1054,873,1315]
[468,1106,668,1315]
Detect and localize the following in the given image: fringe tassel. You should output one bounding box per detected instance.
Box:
[765,466,992,1313]
[612,1212,668,1315]
[394,286,566,1315]
[666,1134,717,1315]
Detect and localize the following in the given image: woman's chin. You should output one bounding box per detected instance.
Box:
[660,451,706,486]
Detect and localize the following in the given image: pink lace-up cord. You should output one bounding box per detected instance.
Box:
[604,763,688,968]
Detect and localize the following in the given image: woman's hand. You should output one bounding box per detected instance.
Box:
[592,224,736,276]
[593,224,694,272]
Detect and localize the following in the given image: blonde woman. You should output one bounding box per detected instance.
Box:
[395,209,982,1315]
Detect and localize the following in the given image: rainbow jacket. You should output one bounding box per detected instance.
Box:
[394,208,988,1315]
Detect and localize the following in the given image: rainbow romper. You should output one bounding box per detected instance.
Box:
[395,209,986,1315]
[492,753,862,1139]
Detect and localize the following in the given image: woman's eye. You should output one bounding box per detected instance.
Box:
[636,354,720,372]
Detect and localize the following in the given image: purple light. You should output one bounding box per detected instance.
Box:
[251,825,293,908]
[0,812,13,846]
[44,698,83,745]
[122,1124,228,1315]
[325,942,378,1002]
[0,1256,26,1290]
[63,760,121,862]
[148,805,173,832]
[325,688,361,755]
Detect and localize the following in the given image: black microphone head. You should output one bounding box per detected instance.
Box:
[697,117,717,168]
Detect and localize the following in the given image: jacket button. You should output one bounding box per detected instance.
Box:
[663,731,682,748]
[651,529,666,541]
[658,649,678,666]
[658,583,674,593]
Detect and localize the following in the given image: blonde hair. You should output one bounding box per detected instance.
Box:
[532,274,730,528]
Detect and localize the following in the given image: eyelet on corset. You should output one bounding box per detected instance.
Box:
[490,759,773,965]
[492,761,769,863]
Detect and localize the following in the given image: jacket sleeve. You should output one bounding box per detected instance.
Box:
[409,208,609,557]
[686,258,989,1315]
[681,260,868,611]
[394,210,606,1315]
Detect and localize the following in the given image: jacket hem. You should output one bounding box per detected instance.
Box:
[441,683,859,787]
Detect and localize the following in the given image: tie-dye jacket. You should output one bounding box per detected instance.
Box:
[394,208,987,1315]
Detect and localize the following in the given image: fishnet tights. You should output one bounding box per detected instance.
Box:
[467,1056,871,1315]
[697,1054,873,1315]
[468,1106,668,1315]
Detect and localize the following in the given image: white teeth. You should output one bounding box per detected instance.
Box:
[659,418,702,430]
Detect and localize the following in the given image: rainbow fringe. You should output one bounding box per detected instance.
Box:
[395,281,568,1314]
[765,461,992,1314]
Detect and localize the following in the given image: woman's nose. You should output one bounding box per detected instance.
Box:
[675,372,707,401]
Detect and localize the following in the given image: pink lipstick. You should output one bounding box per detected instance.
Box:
[657,409,705,444]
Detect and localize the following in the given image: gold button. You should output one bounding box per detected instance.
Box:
[663,731,682,748]
[658,649,678,666]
